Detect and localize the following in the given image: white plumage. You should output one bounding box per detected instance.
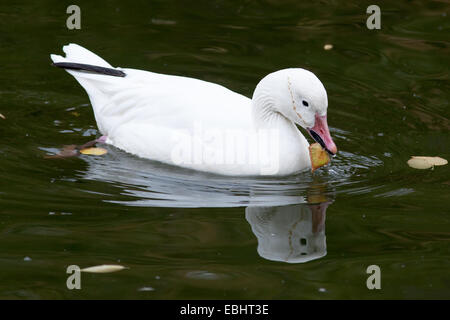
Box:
[51,44,337,176]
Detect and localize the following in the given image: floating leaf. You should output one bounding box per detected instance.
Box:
[44,145,79,159]
[323,44,333,50]
[0,113,5,120]
[407,156,448,169]
[81,265,127,273]
[309,143,330,172]
[80,147,107,156]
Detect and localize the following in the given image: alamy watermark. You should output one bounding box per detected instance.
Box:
[66,265,81,289]
[366,5,381,29]
[170,123,281,175]
[366,265,381,289]
[66,5,81,30]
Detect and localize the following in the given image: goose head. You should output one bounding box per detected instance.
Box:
[252,68,337,155]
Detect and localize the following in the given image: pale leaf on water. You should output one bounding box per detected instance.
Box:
[407,156,448,169]
[81,265,127,273]
[0,113,5,120]
[80,147,108,156]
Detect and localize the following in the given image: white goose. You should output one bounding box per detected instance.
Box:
[51,44,337,176]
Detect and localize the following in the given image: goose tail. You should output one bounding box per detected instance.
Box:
[50,44,126,134]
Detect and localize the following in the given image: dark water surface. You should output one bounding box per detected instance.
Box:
[0,0,449,299]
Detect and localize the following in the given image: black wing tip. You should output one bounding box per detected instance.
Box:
[52,62,126,77]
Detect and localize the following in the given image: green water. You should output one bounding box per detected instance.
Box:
[0,0,449,299]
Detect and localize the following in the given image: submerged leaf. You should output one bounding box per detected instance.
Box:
[407,156,447,169]
[309,143,330,172]
[80,147,107,156]
[81,265,127,273]
[45,137,108,159]
[44,145,79,158]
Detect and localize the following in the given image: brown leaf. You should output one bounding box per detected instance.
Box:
[44,145,79,159]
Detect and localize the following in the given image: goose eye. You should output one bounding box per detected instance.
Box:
[302,100,309,107]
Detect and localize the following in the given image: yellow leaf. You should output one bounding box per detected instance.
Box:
[80,147,107,156]
[309,143,330,172]
[407,156,447,169]
[81,265,127,273]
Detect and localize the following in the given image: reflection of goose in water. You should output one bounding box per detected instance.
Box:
[246,202,329,263]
